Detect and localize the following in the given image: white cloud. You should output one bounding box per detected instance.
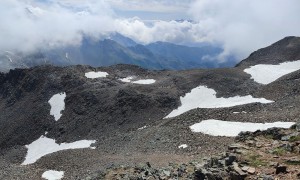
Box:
[189,0,300,59]
[0,0,299,62]
[105,0,192,13]
[0,0,203,53]
[114,18,205,44]
[0,0,114,52]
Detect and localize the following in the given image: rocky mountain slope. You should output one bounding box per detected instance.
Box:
[0,36,300,179]
[100,124,300,179]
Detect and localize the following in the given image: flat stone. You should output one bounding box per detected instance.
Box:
[269,162,279,167]
[247,167,256,174]
[233,162,247,176]
[241,166,249,172]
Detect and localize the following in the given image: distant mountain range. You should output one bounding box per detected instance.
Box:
[0,33,236,72]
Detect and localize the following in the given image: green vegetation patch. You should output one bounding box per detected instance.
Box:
[245,154,267,167]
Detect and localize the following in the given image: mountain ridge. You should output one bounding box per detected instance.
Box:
[0,33,234,72]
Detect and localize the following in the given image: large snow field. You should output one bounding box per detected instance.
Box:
[244,60,300,84]
[190,119,295,137]
[22,136,96,165]
[165,86,273,118]
[48,92,66,121]
[85,71,108,78]
[42,170,64,180]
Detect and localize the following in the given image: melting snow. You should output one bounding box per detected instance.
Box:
[42,170,64,180]
[22,136,96,165]
[165,86,273,118]
[244,60,300,84]
[85,71,108,79]
[132,79,156,84]
[190,120,295,137]
[178,144,188,149]
[48,92,66,121]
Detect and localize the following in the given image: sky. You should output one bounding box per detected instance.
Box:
[0,0,300,62]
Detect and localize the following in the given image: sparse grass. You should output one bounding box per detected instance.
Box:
[245,154,267,167]
[272,147,286,156]
[264,134,274,139]
[289,136,300,142]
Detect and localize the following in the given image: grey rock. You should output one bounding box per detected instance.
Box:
[263,175,274,180]
[225,155,236,166]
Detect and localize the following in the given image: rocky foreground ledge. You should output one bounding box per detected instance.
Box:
[87,123,300,180]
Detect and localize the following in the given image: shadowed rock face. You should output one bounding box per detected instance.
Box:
[1,37,300,179]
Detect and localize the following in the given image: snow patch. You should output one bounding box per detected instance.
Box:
[165,86,273,118]
[119,76,134,83]
[85,71,108,79]
[233,111,247,114]
[119,76,156,84]
[190,120,295,137]
[138,126,147,130]
[22,136,96,165]
[48,92,66,121]
[42,170,64,180]
[132,79,156,84]
[178,144,188,149]
[244,60,300,84]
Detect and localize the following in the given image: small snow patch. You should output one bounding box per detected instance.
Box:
[178,144,188,149]
[48,92,66,121]
[85,71,108,79]
[42,170,64,180]
[232,111,247,114]
[165,86,273,118]
[22,136,96,165]
[244,60,300,84]
[138,126,147,130]
[132,79,156,84]
[119,76,156,84]
[190,120,295,137]
[119,76,134,83]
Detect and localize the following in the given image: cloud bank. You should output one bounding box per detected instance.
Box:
[189,0,300,59]
[0,0,300,61]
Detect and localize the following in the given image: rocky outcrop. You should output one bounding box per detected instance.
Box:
[94,123,300,180]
